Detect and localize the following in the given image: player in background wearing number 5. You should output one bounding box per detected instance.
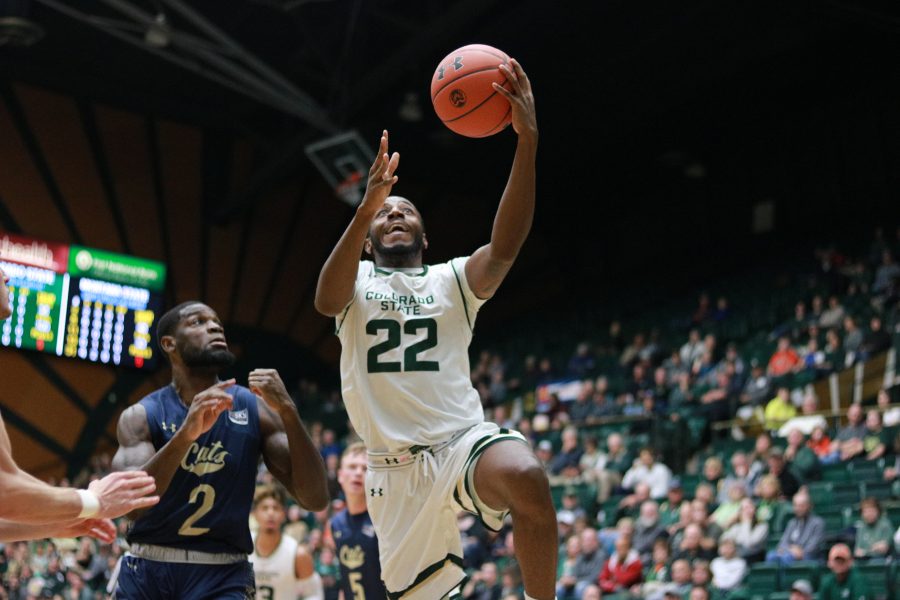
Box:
[111,301,329,599]
[315,59,557,600]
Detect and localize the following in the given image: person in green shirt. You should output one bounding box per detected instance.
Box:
[784,428,821,483]
[819,543,871,600]
[861,409,890,460]
[854,497,894,559]
[659,479,687,528]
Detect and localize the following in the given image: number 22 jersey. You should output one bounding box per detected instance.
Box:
[336,258,487,453]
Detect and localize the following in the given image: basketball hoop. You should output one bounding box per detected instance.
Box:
[335,171,364,207]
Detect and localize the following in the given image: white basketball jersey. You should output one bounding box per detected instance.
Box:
[336,258,487,453]
[250,532,298,600]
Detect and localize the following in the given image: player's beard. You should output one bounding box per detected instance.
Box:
[371,230,425,263]
[180,344,236,369]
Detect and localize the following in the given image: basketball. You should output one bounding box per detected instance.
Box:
[431,44,513,138]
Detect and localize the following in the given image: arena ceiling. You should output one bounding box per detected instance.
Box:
[1,0,899,476]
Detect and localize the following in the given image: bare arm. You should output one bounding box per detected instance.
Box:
[315,131,400,316]
[253,369,329,511]
[111,381,234,519]
[0,517,116,544]
[465,58,538,300]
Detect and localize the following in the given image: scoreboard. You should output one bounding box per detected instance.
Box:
[0,233,166,369]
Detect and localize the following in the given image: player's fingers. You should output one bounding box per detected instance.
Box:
[387,152,400,175]
[492,82,515,101]
[214,378,236,389]
[131,495,160,510]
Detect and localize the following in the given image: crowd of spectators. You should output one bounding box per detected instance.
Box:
[3,230,900,599]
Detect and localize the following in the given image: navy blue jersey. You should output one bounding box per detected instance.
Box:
[127,384,262,554]
[331,509,386,599]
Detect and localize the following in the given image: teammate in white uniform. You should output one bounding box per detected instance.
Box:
[250,485,323,600]
[315,59,556,600]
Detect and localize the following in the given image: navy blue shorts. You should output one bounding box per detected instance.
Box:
[115,555,256,600]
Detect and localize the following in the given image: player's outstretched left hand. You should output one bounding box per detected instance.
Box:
[493,58,537,140]
[249,369,294,413]
[88,470,160,520]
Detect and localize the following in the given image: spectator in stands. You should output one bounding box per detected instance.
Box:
[568,385,594,425]
[854,497,894,560]
[659,478,687,528]
[535,439,555,474]
[766,447,801,499]
[819,295,846,329]
[740,362,772,410]
[701,456,725,500]
[873,250,900,295]
[622,448,673,500]
[710,537,746,592]
[764,387,798,432]
[650,559,693,600]
[711,481,747,530]
[783,428,821,482]
[580,584,601,600]
[692,292,712,326]
[808,425,833,461]
[842,316,864,367]
[823,327,844,372]
[819,543,871,600]
[699,370,737,422]
[713,296,731,323]
[650,367,671,410]
[668,371,696,413]
[768,336,802,378]
[586,376,617,422]
[633,500,666,564]
[578,435,602,483]
[789,579,814,600]
[558,528,606,599]
[681,329,705,367]
[568,342,596,378]
[877,387,900,427]
[718,452,750,505]
[618,482,652,520]
[746,433,774,492]
[778,393,827,437]
[861,409,890,461]
[556,534,582,595]
[859,316,892,362]
[693,483,718,511]
[598,534,643,593]
[663,349,689,385]
[721,497,769,561]
[549,425,584,483]
[754,474,783,524]
[462,561,503,600]
[557,487,588,524]
[827,403,868,463]
[638,538,672,598]
[595,432,632,502]
[673,523,716,563]
[620,332,647,369]
[766,490,825,565]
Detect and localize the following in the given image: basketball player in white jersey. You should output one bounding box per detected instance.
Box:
[250,485,323,600]
[315,59,556,600]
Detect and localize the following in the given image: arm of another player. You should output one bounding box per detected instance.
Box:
[0,517,117,544]
[314,130,400,316]
[252,369,330,511]
[295,543,325,600]
[111,380,235,519]
[465,58,538,300]
[0,412,157,523]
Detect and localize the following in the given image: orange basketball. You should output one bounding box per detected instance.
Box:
[431,44,513,138]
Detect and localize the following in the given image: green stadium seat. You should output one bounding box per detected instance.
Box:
[743,563,780,597]
[850,459,885,483]
[820,509,848,535]
[781,561,821,591]
[831,482,861,507]
[861,481,894,501]
[822,463,852,483]
[855,561,891,600]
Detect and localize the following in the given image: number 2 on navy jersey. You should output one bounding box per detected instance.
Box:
[366,317,439,373]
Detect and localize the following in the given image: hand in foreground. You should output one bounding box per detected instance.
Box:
[52,518,118,544]
[87,470,159,519]
[181,379,235,441]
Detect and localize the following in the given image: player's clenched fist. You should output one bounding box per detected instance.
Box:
[249,369,293,412]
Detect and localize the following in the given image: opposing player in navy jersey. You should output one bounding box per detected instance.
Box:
[111,301,329,599]
[326,442,386,600]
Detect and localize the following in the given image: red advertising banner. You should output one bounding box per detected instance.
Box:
[0,231,70,273]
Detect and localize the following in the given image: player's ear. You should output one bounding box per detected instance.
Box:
[364,237,373,256]
[422,233,428,251]
[160,335,176,356]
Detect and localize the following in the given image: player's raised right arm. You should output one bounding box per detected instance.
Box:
[315,130,399,317]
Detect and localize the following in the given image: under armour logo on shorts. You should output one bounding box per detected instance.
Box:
[370,488,383,497]
[384,457,399,464]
